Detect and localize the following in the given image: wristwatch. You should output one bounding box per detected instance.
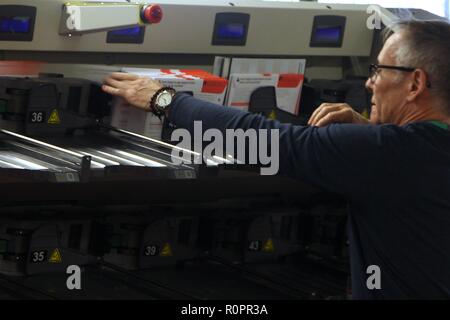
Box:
[149,87,176,117]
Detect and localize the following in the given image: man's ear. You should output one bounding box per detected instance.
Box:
[406,69,428,102]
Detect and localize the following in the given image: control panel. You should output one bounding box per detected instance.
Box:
[107,26,146,44]
[310,15,347,48]
[0,5,36,41]
[212,12,250,46]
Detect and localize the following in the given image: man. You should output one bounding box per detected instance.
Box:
[102,20,450,299]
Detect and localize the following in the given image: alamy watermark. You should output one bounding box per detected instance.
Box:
[66,265,82,290]
[366,265,382,290]
[170,121,280,176]
[367,5,383,30]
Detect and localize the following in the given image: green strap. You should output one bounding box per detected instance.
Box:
[429,121,449,130]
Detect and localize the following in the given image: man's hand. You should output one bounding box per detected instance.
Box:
[308,103,370,127]
[102,72,163,110]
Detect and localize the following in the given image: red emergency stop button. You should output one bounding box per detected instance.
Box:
[142,4,163,24]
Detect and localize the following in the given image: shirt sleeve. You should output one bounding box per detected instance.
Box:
[168,93,388,198]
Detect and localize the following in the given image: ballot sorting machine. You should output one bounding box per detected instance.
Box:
[0,0,438,300]
[0,72,349,300]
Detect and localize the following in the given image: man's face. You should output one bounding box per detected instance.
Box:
[366,33,412,124]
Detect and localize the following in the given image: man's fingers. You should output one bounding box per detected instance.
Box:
[102,84,121,96]
[309,105,342,126]
[108,72,139,81]
[315,109,349,127]
[308,103,329,125]
[309,103,344,125]
[103,76,127,90]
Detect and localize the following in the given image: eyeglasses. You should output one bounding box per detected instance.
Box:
[368,64,432,88]
[369,64,415,81]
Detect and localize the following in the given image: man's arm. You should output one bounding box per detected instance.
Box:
[169,93,386,198]
[102,73,387,198]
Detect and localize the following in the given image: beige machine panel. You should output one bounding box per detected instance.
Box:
[0,0,374,57]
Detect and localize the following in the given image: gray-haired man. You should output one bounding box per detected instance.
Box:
[103,20,450,299]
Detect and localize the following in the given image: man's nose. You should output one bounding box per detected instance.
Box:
[365,78,373,92]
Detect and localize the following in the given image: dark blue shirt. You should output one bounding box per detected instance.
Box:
[168,93,450,299]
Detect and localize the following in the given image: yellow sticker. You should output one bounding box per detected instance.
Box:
[48,109,61,125]
[48,248,62,263]
[262,238,275,253]
[160,243,173,257]
[362,108,369,119]
[268,110,277,120]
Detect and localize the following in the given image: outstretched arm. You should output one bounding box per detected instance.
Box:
[102,73,387,198]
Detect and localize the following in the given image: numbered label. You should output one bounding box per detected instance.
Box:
[54,172,80,183]
[174,170,196,179]
[28,112,46,124]
[143,245,159,256]
[30,250,48,263]
[248,240,262,252]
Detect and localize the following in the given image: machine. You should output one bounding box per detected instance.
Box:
[0,0,439,300]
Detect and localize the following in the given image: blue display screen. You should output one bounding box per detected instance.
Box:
[0,16,31,33]
[110,26,141,36]
[314,26,342,43]
[217,23,245,39]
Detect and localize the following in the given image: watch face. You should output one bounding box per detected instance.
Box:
[157,91,173,108]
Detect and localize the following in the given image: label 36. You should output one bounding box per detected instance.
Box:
[28,111,46,123]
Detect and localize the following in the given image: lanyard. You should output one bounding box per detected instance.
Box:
[429,121,449,131]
